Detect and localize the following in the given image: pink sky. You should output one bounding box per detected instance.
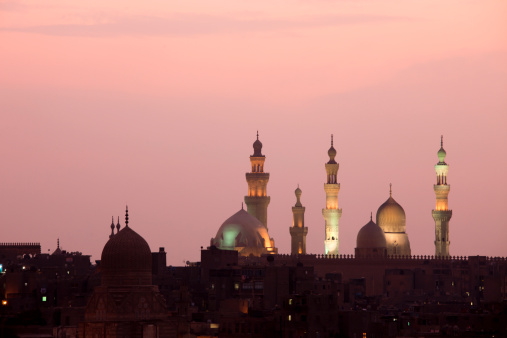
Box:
[1,0,506,265]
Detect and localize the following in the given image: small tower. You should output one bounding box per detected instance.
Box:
[290,185,308,255]
[322,135,342,255]
[432,136,452,257]
[244,132,271,230]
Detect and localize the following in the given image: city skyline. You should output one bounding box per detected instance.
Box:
[1,0,506,265]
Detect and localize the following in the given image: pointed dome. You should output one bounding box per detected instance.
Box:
[437,135,447,163]
[101,225,152,286]
[356,218,387,249]
[376,188,406,233]
[212,209,274,256]
[253,131,263,157]
[294,185,302,207]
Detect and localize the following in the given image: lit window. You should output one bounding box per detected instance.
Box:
[234,283,239,290]
[289,299,292,305]
[288,315,291,321]
[2,300,7,306]
[42,296,47,302]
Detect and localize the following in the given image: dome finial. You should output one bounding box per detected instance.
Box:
[370,212,372,221]
[441,135,443,147]
[57,238,60,249]
[327,134,337,164]
[389,183,392,197]
[125,205,129,228]
[116,216,121,233]
[257,130,259,140]
[110,216,115,238]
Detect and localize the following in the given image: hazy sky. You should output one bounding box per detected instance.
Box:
[1,0,506,265]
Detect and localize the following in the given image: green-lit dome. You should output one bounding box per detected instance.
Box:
[437,135,447,163]
[438,147,446,163]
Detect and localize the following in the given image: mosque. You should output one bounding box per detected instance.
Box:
[210,133,452,258]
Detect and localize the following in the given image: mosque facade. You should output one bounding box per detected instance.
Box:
[211,133,452,258]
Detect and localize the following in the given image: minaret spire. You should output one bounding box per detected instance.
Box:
[290,185,308,255]
[125,205,129,228]
[110,216,115,238]
[323,134,342,256]
[116,216,121,233]
[432,136,452,257]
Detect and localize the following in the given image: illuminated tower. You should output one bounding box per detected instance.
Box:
[290,185,308,255]
[322,135,342,255]
[245,132,270,230]
[432,136,452,257]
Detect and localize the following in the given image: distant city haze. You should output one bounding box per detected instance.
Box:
[1,0,506,265]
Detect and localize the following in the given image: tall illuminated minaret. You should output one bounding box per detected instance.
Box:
[245,132,270,230]
[432,136,452,257]
[322,135,342,255]
[290,185,308,255]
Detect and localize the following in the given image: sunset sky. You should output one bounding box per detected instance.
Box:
[1,0,506,265]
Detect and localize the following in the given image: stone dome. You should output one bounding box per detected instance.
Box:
[376,195,406,233]
[327,145,337,164]
[101,226,152,286]
[356,218,387,249]
[253,132,263,157]
[212,209,274,257]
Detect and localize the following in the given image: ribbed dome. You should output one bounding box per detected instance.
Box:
[376,195,406,233]
[212,209,273,256]
[356,219,387,249]
[101,226,152,286]
[253,139,263,156]
[252,131,263,157]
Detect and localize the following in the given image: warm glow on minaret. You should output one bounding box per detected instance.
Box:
[432,136,452,257]
[322,135,342,255]
[245,132,271,230]
[290,185,308,255]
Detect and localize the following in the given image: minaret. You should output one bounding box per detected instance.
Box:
[322,135,342,255]
[432,136,452,257]
[290,185,308,255]
[244,132,270,229]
